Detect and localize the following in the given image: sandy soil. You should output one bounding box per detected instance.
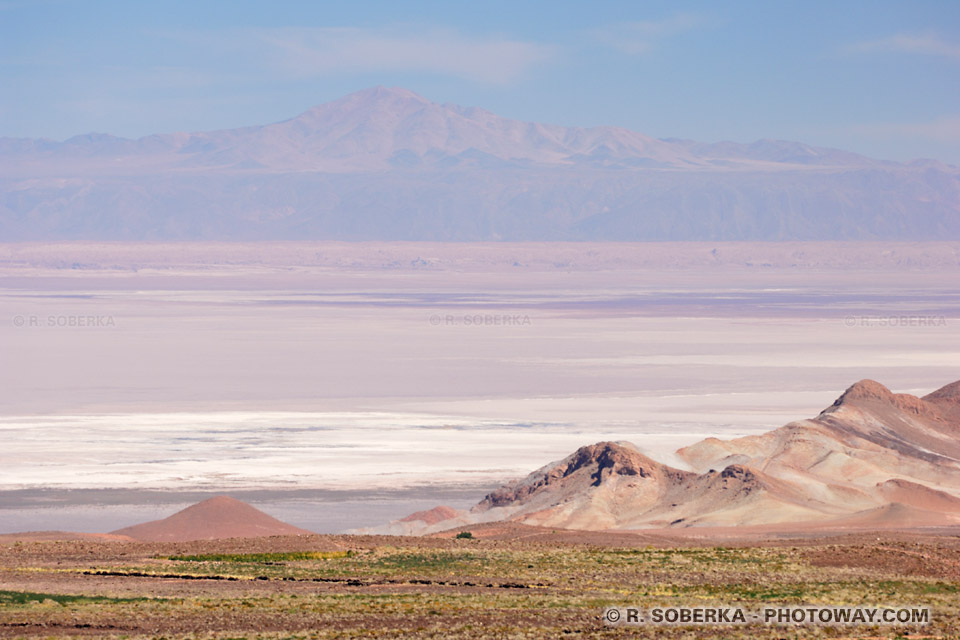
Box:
[1,529,958,638]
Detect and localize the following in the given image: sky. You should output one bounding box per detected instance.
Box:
[1,0,958,163]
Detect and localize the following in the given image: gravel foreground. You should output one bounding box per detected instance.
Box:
[1,527,958,639]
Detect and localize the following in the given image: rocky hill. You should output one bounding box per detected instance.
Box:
[389,379,960,533]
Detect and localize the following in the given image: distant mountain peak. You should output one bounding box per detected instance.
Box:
[2,86,958,241]
[318,85,429,112]
[357,85,429,101]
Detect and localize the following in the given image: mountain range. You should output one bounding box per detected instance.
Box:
[2,86,958,241]
[386,378,960,534]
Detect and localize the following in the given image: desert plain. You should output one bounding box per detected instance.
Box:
[2,525,960,639]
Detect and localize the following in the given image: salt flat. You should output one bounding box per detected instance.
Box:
[1,242,958,532]
[0,411,741,490]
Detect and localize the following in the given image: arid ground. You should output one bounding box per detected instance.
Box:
[2,527,959,639]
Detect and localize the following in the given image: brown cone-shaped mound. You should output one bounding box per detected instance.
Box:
[399,506,462,525]
[111,496,312,542]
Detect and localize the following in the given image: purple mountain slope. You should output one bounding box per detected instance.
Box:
[1,87,957,241]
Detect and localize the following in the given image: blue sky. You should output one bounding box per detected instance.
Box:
[2,0,958,162]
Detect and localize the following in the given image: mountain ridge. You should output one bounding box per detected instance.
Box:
[376,378,960,534]
[2,86,958,241]
[0,87,892,171]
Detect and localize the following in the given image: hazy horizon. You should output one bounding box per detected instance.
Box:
[4,86,958,242]
[2,1,959,165]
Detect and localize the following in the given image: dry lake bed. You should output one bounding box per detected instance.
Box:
[2,241,959,533]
